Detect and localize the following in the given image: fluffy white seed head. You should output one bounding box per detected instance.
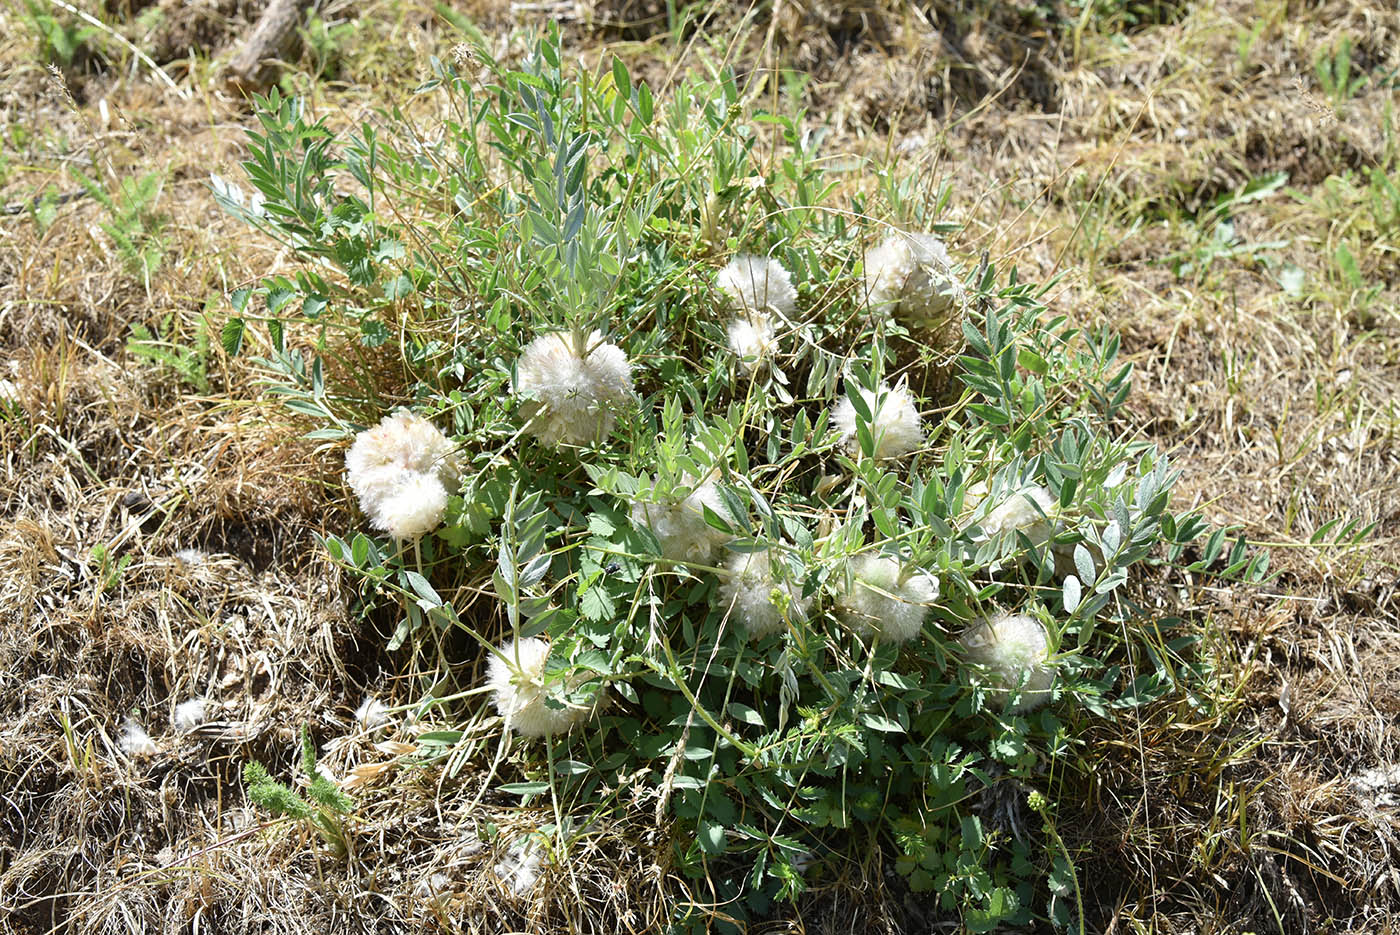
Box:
[630,474,735,567]
[346,412,459,540]
[375,472,450,541]
[832,382,923,460]
[958,612,1055,712]
[514,330,633,448]
[171,699,207,732]
[347,411,460,492]
[355,696,391,732]
[718,549,812,640]
[836,554,939,644]
[717,255,798,317]
[727,313,777,374]
[487,638,595,738]
[981,485,1057,545]
[863,231,965,327]
[119,719,158,757]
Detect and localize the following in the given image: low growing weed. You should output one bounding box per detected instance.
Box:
[219,26,1262,930]
[72,166,167,285]
[244,726,356,857]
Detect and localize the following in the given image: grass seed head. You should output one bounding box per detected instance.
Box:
[514,330,634,448]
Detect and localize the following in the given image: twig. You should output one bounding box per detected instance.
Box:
[1,188,88,216]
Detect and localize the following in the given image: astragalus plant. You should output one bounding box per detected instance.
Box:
[216,24,1262,932]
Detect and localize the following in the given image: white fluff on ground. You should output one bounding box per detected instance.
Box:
[119,719,158,757]
[171,699,207,732]
[354,696,391,732]
[495,837,543,895]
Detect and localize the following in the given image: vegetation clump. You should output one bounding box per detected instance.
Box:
[212,25,1270,931]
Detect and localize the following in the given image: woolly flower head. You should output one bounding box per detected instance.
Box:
[836,554,939,644]
[719,549,812,640]
[832,382,923,460]
[979,484,1058,545]
[727,313,777,374]
[514,329,633,448]
[958,612,1055,712]
[487,638,596,738]
[863,231,965,327]
[630,474,735,567]
[717,255,798,317]
[346,411,459,540]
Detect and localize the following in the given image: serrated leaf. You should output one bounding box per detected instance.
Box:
[221,318,245,356]
[579,584,614,622]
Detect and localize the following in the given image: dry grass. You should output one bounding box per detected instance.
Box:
[1,0,1398,930]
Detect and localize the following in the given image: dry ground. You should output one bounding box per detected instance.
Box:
[1,0,1397,931]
